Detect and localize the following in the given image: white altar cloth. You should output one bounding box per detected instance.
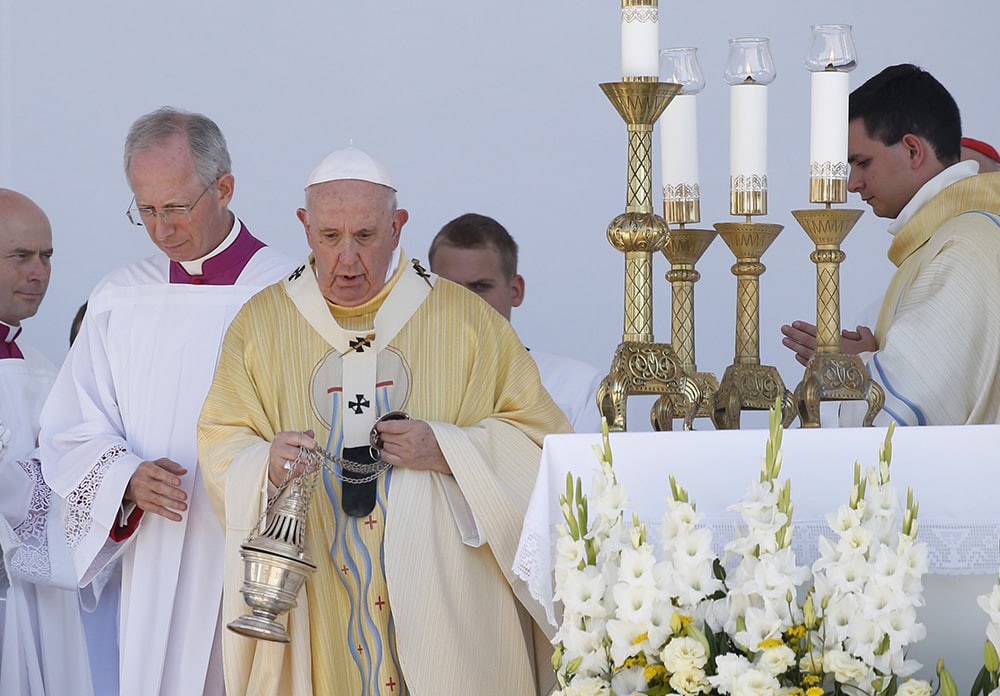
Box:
[514,424,1000,690]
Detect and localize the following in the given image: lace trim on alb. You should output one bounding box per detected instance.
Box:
[65,444,128,551]
[9,458,53,582]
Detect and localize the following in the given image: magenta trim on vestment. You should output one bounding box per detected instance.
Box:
[168,222,266,286]
[0,323,24,359]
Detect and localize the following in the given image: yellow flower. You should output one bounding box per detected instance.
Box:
[757,638,784,650]
[644,663,667,683]
[786,624,806,639]
[806,687,824,696]
[801,674,821,686]
[621,654,647,670]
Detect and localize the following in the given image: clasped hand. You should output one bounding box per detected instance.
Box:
[780,320,878,366]
[268,419,451,487]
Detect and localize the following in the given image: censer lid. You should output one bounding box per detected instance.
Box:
[241,535,317,567]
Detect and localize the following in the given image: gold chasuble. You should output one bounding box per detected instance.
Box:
[199,252,570,696]
[878,172,1000,339]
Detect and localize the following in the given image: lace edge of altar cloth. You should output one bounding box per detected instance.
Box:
[513,520,1000,626]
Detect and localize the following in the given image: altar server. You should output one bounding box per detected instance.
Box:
[198,145,570,695]
[39,107,296,696]
[0,189,97,695]
[429,212,603,432]
[782,64,1000,426]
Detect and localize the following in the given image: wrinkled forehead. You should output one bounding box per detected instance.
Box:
[305,178,395,214]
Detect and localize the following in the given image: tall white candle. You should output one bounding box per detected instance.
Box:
[621,2,659,78]
[810,70,850,173]
[730,83,768,181]
[660,94,699,192]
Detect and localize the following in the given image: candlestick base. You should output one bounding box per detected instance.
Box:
[598,341,702,431]
[651,370,719,429]
[712,364,795,430]
[794,353,884,427]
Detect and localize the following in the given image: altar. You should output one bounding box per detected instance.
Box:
[514,424,1000,692]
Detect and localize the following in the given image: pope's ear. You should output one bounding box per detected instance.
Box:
[296,207,309,232]
[391,208,409,244]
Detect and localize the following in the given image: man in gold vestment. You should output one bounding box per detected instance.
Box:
[198,145,570,695]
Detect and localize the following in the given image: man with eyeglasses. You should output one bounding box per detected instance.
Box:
[38,107,296,696]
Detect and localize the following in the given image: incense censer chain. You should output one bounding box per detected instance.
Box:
[226,410,409,643]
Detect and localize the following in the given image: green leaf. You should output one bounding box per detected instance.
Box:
[971,665,991,696]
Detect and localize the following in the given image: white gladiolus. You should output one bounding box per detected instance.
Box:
[605,618,647,666]
[734,606,784,653]
[980,583,1000,649]
[551,412,925,696]
[609,666,645,696]
[612,581,657,626]
[825,554,868,596]
[555,564,608,620]
[617,546,657,588]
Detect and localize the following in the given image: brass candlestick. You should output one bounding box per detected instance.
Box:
[596,79,702,431]
[791,199,884,426]
[793,24,880,426]
[651,209,719,429]
[712,213,795,430]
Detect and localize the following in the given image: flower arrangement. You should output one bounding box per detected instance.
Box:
[550,405,931,696]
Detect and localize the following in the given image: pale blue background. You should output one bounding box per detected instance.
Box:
[12,2,994,412]
[6,1,998,688]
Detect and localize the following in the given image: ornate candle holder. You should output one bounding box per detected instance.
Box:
[790,205,884,426]
[791,23,883,427]
[651,46,718,429]
[596,79,702,431]
[712,215,795,429]
[651,216,719,429]
[712,37,793,430]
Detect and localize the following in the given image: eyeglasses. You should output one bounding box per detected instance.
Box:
[126,178,217,227]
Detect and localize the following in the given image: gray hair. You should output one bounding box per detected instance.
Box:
[124,107,231,187]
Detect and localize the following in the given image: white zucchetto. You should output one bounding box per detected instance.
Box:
[304,145,396,191]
